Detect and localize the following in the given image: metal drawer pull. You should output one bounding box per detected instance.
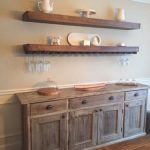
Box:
[126,104,129,107]
[109,96,114,100]
[82,100,87,104]
[134,93,139,97]
[47,105,54,110]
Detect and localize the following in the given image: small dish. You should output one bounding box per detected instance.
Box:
[76,9,96,18]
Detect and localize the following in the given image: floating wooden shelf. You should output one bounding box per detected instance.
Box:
[23,44,139,54]
[23,11,141,30]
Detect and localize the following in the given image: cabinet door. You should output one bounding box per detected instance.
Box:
[98,103,123,144]
[69,108,98,150]
[31,113,68,150]
[124,100,145,137]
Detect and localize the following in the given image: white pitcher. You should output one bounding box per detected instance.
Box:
[38,0,54,13]
[91,35,101,46]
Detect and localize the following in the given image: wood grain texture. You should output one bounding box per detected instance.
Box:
[30,99,68,116]
[22,104,31,150]
[124,100,145,137]
[69,108,97,150]
[23,44,139,54]
[69,92,124,109]
[98,103,123,144]
[31,113,68,150]
[19,84,148,150]
[17,84,148,105]
[96,135,150,150]
[125,90,147,101]
[23,11,140,30]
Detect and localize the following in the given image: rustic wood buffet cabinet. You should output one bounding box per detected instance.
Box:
[17,84,148,150]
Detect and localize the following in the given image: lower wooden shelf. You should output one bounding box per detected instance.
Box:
[23,44,139,54]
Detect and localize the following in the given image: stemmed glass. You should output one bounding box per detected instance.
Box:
[27,55,51,73]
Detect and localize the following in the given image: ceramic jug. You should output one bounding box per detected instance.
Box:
[38,0,54,13]
[91,35,101,46]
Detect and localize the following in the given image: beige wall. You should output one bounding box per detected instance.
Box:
[0,0,150,149]
[0,0,150,91]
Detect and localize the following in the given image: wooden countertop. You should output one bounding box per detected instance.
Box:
[17,83,148,104]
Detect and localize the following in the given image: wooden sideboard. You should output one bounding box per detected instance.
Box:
[17,83,148,150]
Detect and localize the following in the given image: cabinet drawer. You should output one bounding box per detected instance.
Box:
[69,92,124,109]
[31,100,68,116]
[125,90,147,101]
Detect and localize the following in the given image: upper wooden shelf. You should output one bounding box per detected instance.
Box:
[23,11,141,30]
[23,44,139,54]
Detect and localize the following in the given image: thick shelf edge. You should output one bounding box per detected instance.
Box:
[23,44,139,54]
[23,11,141,30]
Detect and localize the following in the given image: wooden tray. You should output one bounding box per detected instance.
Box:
[74,83,106,91]
[37,88,59,96]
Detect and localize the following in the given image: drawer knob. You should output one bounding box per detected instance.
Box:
[134,93,139,97]
[99,109,103,112]
[109,96,114,100]
[62,115,65,119]
[82,100,87,104]
[95,110,98,112]
[126,104,129,107]
[47,105,53,110]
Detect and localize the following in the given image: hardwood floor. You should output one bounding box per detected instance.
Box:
[97,135,150,150]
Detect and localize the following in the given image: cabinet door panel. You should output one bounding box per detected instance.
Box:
[31,113,68,150]
[98,103,123,144]
[124,100,145,137]
[69,108,97,150]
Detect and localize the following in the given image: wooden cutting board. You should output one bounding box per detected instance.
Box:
[74,83,106,91]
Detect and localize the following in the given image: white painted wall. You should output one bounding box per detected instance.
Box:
[0,0,150,149]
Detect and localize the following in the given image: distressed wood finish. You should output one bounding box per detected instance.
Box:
[17,84,148,105]
[69,92,124,109]
[23,11,140,30]
[31,99,68,116]
[124,100,145,137]
[97,135,150,150]
[98,103,123,144]
[125,90,147,101]
[31,113,68,150]
[17,84,148,150]
[22,104,31,150]
[69,108,98,150]
[23,44,139,54]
